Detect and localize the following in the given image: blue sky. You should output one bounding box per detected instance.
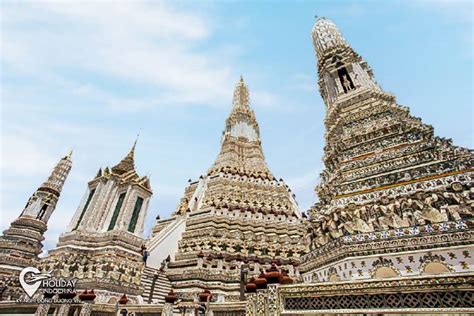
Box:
[1,0,472,253]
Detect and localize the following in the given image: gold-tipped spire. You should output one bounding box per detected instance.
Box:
[232,75,250,108]
[111,138,138,175]
[125,133,139,159]
[129,136,138,158]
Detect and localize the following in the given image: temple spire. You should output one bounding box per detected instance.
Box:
[232,75,250,108]
[39,150,73,195]
[225,76,259,140]
[311,17,381,108]
[208,76,272,178]
[153,77,303,301]
[111,139,137,175]
[129,136,138,159]
[311,17,348,61]
[0,151,73,273]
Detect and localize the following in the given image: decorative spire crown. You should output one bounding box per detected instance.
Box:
[208,76,272,178]
[232,75,250,108]
[111,140,137,175]
[224,76,260,142]
[40,151,73,195]
[312,17,348,60]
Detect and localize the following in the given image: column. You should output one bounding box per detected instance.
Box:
[245,293,256,316]
[256,289,266,316]
[163,302,174,316]
[79,302,92,316]
[57,303,71,315]
[267,284,279,316]
[34,304,50,316]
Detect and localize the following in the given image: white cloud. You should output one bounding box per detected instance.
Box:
[0,1,244,249]
[0,1,237,108]
[1,133,57,175]
[0,1,317,250]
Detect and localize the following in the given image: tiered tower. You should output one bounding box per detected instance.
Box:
[41,143,152,303]
[150,77,306,302]
[300,18,473,282]
[0,152,72,297]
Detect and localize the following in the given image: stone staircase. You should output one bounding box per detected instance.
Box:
[141,266,172,304]
[147,216,187,269]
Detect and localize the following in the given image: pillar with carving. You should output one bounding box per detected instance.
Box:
[34,304,51,316]
[254,271,268,316]
[245,276,257,316]
[265,263,282,316]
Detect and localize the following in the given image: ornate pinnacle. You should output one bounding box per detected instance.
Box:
[312,17,347,60]
[129,139,137,159]
[40,151,73,195]
[111,139,137,175]
[232,75,250,108]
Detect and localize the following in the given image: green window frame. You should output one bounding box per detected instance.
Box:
[73,188,96,230]
[128,196,144,232]
[108,192,126,231]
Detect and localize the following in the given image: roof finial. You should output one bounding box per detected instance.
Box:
[233,75,249,108]
[133,133,139,148]
[40,150,73,194]
[111,138,137,174]
[129,133,139,157]
[66,149,73,159]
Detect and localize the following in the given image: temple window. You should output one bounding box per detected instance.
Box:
[336,65,355,93]
[108,192,126,231]
[128,196,144,233]
[37,204,48,220]
[73,188,96,230]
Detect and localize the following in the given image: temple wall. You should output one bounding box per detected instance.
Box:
[301,244,473,283]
